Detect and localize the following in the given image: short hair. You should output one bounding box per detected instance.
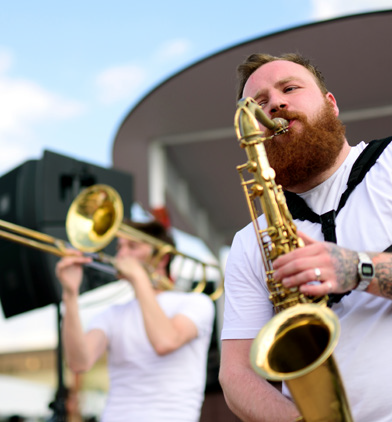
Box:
[123,219,175,276]
[236,53,328,101]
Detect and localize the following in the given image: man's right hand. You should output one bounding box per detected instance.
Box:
[55,250,93,298]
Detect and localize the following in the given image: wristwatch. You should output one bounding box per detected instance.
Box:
[355,252,375,291]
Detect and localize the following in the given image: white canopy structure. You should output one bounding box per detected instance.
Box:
[112,10,392,256]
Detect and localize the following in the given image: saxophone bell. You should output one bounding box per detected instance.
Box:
[250,304,352,422]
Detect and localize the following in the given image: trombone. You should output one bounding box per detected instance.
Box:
[0,184,223,300]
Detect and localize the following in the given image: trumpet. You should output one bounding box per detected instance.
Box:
[0,184,224,300]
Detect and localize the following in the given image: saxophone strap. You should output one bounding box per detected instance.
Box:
[285,136,392,306]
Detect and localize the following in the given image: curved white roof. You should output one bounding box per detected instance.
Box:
[112,10,392,254]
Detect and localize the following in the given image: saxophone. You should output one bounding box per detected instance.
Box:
[234,97,353,422]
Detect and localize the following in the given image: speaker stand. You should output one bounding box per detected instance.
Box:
[47,303,67,421]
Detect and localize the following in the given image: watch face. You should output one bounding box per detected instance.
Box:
[362,263,374,277]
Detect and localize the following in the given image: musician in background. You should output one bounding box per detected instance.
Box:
[56,219,215,422]
[219,53,392,421]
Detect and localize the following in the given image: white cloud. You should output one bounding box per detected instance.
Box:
[310,0,392,20]
[95,39,192,106]
[0,48,12,73]
[154,39,192,62]
[0,78,84,134]
[0,54,85,175]
[95,64,146,104]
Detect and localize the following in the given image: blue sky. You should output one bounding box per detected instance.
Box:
[1,1,392,357]
[1,0,391,178]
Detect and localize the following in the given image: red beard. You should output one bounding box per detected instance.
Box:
[263,101,346,190]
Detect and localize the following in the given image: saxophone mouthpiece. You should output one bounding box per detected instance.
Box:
[271,117,289,133]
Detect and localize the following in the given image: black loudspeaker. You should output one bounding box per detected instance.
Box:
[0,150,133,318]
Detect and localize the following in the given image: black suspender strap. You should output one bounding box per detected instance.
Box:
[319,210,337,244]
[285,137,392,226]
[284,192,339,243]
[284,191,319,224]
[283,136,392,305]
[336,136,392,215]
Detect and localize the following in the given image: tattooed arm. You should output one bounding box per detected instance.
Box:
[272,232,392,300]
[367,252,392,299]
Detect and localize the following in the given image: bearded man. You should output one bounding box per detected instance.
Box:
[219,53,392,422]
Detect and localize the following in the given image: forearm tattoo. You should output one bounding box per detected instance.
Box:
[372,254,392,299]
[329,243,358,291]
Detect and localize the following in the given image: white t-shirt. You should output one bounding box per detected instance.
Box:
[89,291,215,422]
[221,141,392,422]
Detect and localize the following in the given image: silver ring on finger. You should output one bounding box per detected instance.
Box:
[314,267,321,282]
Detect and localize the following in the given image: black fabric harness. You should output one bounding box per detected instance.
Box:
[284,137,392,305]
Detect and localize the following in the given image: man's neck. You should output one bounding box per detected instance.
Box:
[286,141,351,194]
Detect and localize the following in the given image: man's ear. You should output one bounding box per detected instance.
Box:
[326,92,339,116]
